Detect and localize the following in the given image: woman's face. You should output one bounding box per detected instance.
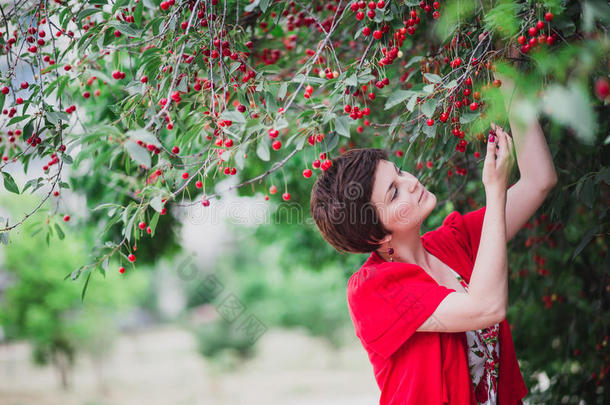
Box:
[370,160,436,235]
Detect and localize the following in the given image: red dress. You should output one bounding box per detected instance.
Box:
[346,206,528,404]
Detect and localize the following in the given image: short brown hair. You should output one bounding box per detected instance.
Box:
[310,148,391,254]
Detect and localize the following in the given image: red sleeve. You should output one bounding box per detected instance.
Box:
[347,262,455,360]
[443,206,487,263]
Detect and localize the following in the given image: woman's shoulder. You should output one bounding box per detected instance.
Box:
[347,254,434,302]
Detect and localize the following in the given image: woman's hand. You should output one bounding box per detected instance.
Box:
[482,123,515,194]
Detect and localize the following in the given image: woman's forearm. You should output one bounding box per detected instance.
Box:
[467,190,508,320]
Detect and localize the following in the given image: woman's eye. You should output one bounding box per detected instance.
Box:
[392,187,398,200]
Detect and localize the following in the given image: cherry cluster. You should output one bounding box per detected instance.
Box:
[517,12,557,53]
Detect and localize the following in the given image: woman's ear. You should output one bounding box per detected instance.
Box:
[378,235,392,245]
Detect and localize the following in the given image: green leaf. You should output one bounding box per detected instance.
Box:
[345,74,358,87]
[423,73,442,83]
[595,167,610,185]
[46,111,69,125]
[54,223,65,240]
[150,197,164,213]
[77,8,102,22]
[278,82,288,100]
[112,0,129,14]
[8,114,30,126]
[389,115,402,137]
[579,178,596,209]
[125,141,151,168]
[149,212,160,237]
[256,137,270,161]
[423,122,437,139]
[423,84,435,93]
[571,225,600,261]
[421,98,438,118]
[127,128,161,147]
[459,112,479,124]
[335,115,351,137]
[483,1,520,38]
[220,110,246,124]
[81,271,92,302]
[385,90,416,110]
[0,231,9,245]
[406,94,418,112]
[320,131,339,153]
[107,21,142,38]
[2,172,19,194]
[134,0,144,27]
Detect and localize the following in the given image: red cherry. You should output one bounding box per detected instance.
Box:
[528,27,538,36]
[373,30,382,40]
[202,199,210,206]
[182,172,189,179]
[138,221,146,230]
[312,159,321,168]
[469,102,478,111]
[282,192,291,201]
[362,26,371,36]
[594,78,609,101]
[536,21,544,30]
[160,1,169,10]
[544,12,554,22]
[83,91,90,99]
[195,180,203,188]
[172,146,180,154]
[141,76,148,83]
[303,169,312,178]
[1,86,8,95]
[114,29,122,37]
[376,0,385,8]
[63,214,70,222]
[21,81,29,89]
[128,254,136,262]
[517,35,526,45]
[119,266,126,274]
[426,118,434,126]
[268,128,279,138]
[272,140,282,150]
[269,185,278,194]
[16,97,23,104]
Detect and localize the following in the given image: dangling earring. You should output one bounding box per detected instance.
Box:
[387,243,394,262]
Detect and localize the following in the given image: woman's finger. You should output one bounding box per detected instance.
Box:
[497,127,508,158]
[486,131,497,161]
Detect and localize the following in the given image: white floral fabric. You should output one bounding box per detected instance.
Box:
[449,268,501,404]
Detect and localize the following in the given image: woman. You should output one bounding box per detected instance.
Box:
[310,118,557,403]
